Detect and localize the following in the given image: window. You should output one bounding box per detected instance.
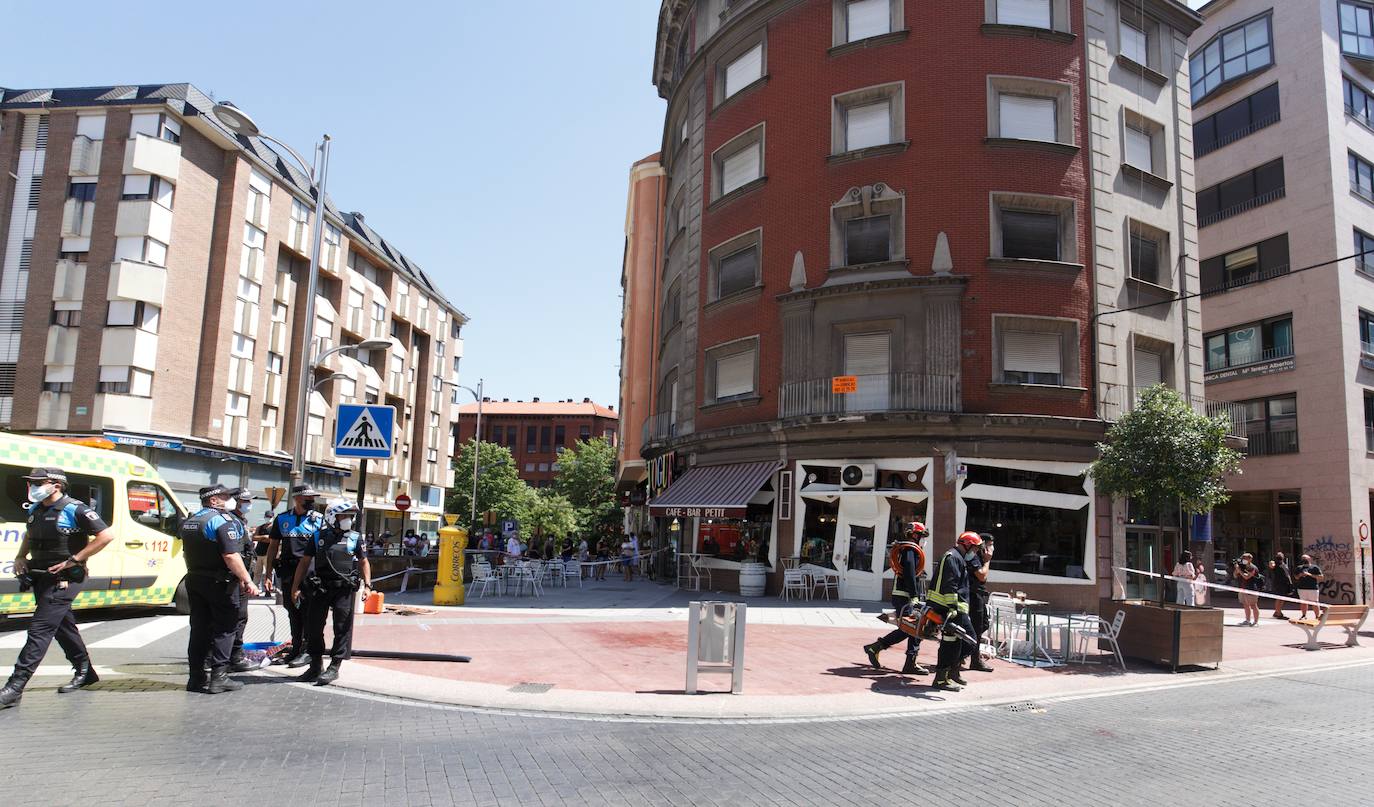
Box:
[1190,13,1273,103]
[1357,229,1374,274]
[709,230,762,301]
[106,300,160,332]
[1002,330,1062,385]
[1001,210,1061,261]
[843,0,892,42]
[722,42,764,100]
[540,426,551,453]
[715,132,763,198]
[114,236,167,266]
[43,366,73,394]
[1128,226,1163,285]
[121,175,173,208]
[238,276,261,303]
[706,340,758,403]
[506,426,517,446]
[1241,394,1298,456]
[267,352,283,374]
[845,102,891,151]
[1342,2,1374,58]
[579,425,592,441]
[127,482,182,536]
[1200,235,1289,294]
[988,77,1073,146]
[1,466,112,524]
[1205,317,1293,371]
[67,181,97,203]
[1132,346,1163,392]
[50,309,80,327]
[1124,124,1153,172]
[526,426,537,454]
[1352,151,1374,202]
[961,463,1090,580]
[1196,158,1285,227]
[555,425,566,447]
[999,94,1056,141]
[832,83,904,155]
[98,366,153,396]
[1195,84,1280,157]
[996,0,1051,29]
[660,277,682,338]
[1361,310,1374,353]
[1120,18,1148,65]
[845,215,891,265]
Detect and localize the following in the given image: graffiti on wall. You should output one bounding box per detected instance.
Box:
[1304,535,1357,604]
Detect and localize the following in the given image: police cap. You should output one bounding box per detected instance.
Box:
[22,467,67,484]
[234,487,254,501]
[199,484,232,501]
[291,484,319,498]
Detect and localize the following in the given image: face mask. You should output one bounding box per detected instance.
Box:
[27,483,56,503]
[337,517,354,532]
[213,498,234,511]
[964,549,978,561]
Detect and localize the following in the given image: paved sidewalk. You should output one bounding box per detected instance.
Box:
[292,579,1374,719]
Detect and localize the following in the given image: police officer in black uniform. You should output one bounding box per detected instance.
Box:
[227,488,257,673]
[179,485,259,694]
[1,468,116,709]
[266,484,322,668]
[290,499,372,686]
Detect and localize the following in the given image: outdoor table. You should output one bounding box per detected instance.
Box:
[1004,599,1067,668]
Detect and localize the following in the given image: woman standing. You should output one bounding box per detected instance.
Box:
[1234,553,1262,626]
[1172,550,1197,606]
[1192,556,1210,606]
[1268,552,1294,619]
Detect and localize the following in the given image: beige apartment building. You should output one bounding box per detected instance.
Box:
[1193,0,1374,605]
[0,83,465,532]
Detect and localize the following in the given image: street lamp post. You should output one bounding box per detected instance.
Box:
[450,379,484,531]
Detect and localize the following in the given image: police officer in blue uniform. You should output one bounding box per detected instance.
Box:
[290,499,372,686]
[1,468,116,709]
[266,484,322,668]
[227,488,257,673]
[179,484,259,694]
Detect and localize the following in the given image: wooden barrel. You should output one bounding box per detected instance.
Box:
[739,561,767,597]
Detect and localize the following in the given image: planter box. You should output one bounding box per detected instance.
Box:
[1099,598,1223,671]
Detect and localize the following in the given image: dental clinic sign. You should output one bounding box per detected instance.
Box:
[650,506,743,518]
[1205,355,1294,383]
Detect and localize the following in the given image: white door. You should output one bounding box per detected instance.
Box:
[844,332,890,412]
[831,495,888,600]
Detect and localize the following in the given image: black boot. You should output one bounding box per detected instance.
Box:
[186,665,208,693]
[286,652,313,669]
[969,656,994,673]
[863,643,884,669]
[205,666,244,694]
[931,668,963,691]
[58,659,99,693]
[950,669,969,686]
[315,658,342,686]
[228,652,254,673]
[901,655,928,675]
[0,674,29,709]
[297,661,322,683]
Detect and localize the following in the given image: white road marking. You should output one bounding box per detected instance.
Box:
[0,665,122,678]
[89,616,188,649]
[0,622,104,648]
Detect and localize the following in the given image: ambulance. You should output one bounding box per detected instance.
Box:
[1,432,190,615]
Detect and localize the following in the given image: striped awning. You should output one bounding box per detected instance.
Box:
[648,461,780,519]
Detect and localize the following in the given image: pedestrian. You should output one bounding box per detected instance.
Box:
[266,484,322,669]
[1268,552,1294,619]
[226,488,258,673]
[928,532,982,691]
[1173,550,1197,606]
[863,522,930,675]
[595,539,609,581]
[1294,554,1325,619]
[506,532,522,564]
[1193,557,1210,606]
[1233,553,1262,626]
[290,499,372,686]
[965,534,995,672]
[621,534,635,582]
[0,467,117,710]
[179,485,260,694]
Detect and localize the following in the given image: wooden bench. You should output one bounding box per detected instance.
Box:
[1288,604,1370,651]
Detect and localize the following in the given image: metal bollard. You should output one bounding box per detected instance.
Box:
[686,601,746,694]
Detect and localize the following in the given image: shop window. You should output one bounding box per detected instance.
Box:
[960,462,1091,579]
[799,498,839,569]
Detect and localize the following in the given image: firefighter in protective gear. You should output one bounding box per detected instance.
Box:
[1,468,116,710]
[863,522,930,675]
[928,531,982,691]
[290,499,372,686]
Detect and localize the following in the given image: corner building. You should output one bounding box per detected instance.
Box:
[0,84,466,533]
[638,0,1208,608]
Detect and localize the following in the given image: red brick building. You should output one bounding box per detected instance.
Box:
[456,399,618,488]
[631,0,1208,607]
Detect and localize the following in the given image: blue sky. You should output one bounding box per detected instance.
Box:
[3,0,667,409]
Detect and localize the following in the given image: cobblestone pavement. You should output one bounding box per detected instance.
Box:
[1,659,1371,806]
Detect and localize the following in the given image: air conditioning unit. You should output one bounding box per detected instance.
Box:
[840,463,875,490]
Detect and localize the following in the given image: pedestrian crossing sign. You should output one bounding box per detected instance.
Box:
[334,404,396,459]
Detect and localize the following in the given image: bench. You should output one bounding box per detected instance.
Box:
[1288,604,1370,651]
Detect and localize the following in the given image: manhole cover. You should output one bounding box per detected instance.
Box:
[508,682,555,694]
[1005,701,1046,714]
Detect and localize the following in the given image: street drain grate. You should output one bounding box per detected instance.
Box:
[508,682,555,694]
[1005,701,1046,714]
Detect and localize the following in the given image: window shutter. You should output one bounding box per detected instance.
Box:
[844,332,890,377]
[99,365,129,384]
[847,0,890,41]
[45,365,75,383]
[1133,349,1162,390]
[846,101,890,151]
[721,143,760,195]
[1125,125,1153,171]
[999,95,1057,141]
[717,247,757,298]
[725,44,763,97]
[715,351,754,399]
[998,0,1051,28]
[1121,21,1148,64]
[1004,331,1062,374]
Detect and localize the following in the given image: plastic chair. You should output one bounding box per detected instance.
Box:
[1072,609,1127,669]
[812,569,840,600]
[781,568,810,601]
[562,560,582,589]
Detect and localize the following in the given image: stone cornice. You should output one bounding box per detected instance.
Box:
[775,273,967,303]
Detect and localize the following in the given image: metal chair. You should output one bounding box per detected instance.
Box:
[516,562,544,598]
[812,569,840,600]
[472,563,500,598]
[1071,609,1127,669]
[781,568,810,601]
[562,560,582,589]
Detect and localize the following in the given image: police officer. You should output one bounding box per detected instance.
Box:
[0,468,116,709]
[863,521,929,675]
[226,488,257,673]
[964,533,995,674]
[928,531,982,691]
[180,485,259,694]
[290,499,372,686]
[266,484,322,668]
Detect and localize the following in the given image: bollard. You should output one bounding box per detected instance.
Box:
[433,514,468,606]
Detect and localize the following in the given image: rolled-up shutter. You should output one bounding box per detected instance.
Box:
[724,44,763,97]
[1133,348,1162,390]
[998,0,1052,28]
[721,143,761,195]
[846,101,891,150]
[1004,331,1062,374]
[847,0,890,41]
[1000,94,1057,141]
[715,351,755,399]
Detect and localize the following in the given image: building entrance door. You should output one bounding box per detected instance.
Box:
[832,495,885,600]
[1125,530,1159,600]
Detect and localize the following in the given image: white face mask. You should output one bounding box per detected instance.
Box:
[337,517,354,532]
[964,549,978,561]
[27,483,56,503]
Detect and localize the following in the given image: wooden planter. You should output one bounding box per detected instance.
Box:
[1098,598,1224,671]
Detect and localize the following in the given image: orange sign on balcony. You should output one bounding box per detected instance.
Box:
[831,375,858,394]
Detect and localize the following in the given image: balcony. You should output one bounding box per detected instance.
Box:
[45,326,78,366]
[53,260,86,302]
[36,391,70,430]
[1199,187,1285,228]
[1204,344,1295,382]
[1245,429,1299,456]
[115,200,173,243]
[69,135,101,176]
[1098,382,1245,438]
[778,372,960,419]
[92,393,153,432]
[643,411,679,444]
[99,327,158,370]
[107,260,167,306]
[123,133,180,181]
[1201,262,1290,296]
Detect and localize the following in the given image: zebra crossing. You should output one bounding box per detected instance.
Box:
[0,614,192,676]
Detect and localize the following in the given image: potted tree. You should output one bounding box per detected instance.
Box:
[1089,385,1243,670]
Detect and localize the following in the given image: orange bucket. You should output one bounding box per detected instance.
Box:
[363,591,385,614]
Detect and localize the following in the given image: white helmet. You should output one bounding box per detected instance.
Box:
[324,498,360,528]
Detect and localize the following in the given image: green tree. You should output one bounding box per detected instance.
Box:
[553,437,622,538]
[1089,385,1243,603]
[517,488,578,542]
[446,440,525,532]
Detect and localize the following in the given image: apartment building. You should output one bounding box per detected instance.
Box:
[1193,0,1374,606]
[627,0,1205,607]
[0,83,466,533]
[456,399,619,488]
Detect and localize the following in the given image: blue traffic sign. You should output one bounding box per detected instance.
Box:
[333,404,396,459]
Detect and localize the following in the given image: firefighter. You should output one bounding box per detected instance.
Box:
[863,522,929,675]
[928,531,982,691]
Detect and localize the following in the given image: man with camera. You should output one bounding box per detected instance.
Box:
[1,467,116,709]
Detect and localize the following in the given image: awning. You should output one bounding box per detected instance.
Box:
[649,460,780,519]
